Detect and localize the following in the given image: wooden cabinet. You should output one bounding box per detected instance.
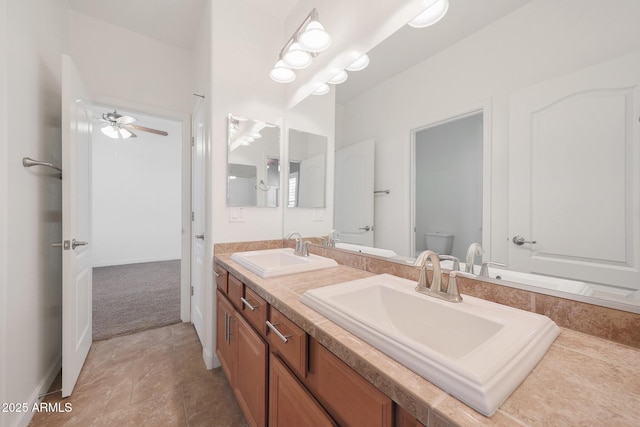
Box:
[216,289,236,387]
[267,306,307,378]
[269,353,336,427]
[306,339,393,427]
[241,286,268,336]
[234,314,267,427]
[214,264,228,293]
[215,265,419,427]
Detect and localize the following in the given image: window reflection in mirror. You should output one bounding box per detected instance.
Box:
[227,114,281,207]
[287,128,328,208]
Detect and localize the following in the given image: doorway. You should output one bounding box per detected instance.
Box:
[91,105,186,340]
[412,111,483,260]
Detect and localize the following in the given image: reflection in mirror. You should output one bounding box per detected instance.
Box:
[287,129,328,208]
[328,0,640,312]
[227,114,281,207]
[414,111,483,261]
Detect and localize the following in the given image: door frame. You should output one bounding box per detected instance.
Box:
[409,101,492,259]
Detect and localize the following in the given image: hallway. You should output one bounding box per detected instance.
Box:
[29,324,246,426]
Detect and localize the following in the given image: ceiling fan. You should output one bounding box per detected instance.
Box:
[98,110,168,139]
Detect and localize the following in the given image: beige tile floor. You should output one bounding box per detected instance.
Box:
[29,323,247,427]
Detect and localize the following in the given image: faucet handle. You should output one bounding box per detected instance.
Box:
[445,271,467,302]
[439,255,460,271]
[479,261,507,278]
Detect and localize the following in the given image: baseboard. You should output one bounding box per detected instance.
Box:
[203,346,221,370]
[92,256,181,268]
[10,356,61,427]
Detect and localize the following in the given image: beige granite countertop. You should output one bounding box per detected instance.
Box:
[215,253,640,427]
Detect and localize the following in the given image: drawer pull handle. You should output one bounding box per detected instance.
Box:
[266,320,291,344]
[214,271,220,278]
[241,297,257,311]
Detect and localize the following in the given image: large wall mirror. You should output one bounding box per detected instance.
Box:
[295,0,640,312]
[227,114,281,207]
[287,129,328,209]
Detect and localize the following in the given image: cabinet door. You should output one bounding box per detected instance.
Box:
[269,354,336,427]
[235,314,267,427]
[306,339,393,427]
[216,290,236,386]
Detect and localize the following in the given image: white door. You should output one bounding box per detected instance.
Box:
[334,140,375,246]
[191,101,206,342]
[508,53,640,294]
[61,55,92,397]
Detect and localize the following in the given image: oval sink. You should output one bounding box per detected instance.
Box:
[230,248,338,278]
[301,274,559,416]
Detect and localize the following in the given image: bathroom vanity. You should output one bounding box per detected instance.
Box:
[214,242,640,426]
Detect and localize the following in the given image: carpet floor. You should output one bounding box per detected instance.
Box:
[92,260,181,341]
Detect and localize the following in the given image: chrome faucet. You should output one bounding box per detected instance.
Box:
[323,229,339,248]
[414,250,462,302]
[286,232,308,256]
[465,243,485,274]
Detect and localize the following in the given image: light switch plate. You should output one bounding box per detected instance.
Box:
[230,207,246,222]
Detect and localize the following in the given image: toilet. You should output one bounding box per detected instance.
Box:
[424,232,454,255]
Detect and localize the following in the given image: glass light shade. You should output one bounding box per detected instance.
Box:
[346,54,370,71]
[408,0,449,28]
[312,84,330,96]
[282,42,312,69]
[119,128,133,139]
[298,21,331,52]
[101,125,119,139]
[327,70,348,85]
[269,61,296,83]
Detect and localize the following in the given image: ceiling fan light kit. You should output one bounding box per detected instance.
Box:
[98,110,168,139]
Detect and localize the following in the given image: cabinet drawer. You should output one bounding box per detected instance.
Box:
[241,286,268,337]
[306,339,393,427]
[267,307,308,378]
[214,264,228,293]
[228,274,243,309]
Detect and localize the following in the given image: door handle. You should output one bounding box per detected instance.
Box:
[512,236,537,246]
[72,239,88,249]
[359,226,372,232]
[195,234,205,240]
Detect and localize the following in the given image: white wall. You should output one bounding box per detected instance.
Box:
[211,0,287,245]
[0,1,68,426]
[91,107,182,267]
[337,0,640,261]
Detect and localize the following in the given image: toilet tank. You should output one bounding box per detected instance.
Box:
[424,232,454,255]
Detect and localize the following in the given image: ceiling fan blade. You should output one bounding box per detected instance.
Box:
[116,115,137,125]
[125,124,168,136]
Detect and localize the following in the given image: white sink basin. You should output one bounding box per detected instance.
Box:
[301,274,559,416]
[230,248,338,278]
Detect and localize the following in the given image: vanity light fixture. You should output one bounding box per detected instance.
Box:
[312,83,330,96]
[269,8,331,83]
[327,70,348,85]
[346,53,370,71]
[408,0,449,28]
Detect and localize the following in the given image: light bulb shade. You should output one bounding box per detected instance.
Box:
[101,125,119,139]
[312,84,330,96]
[298,21,331,52]
[327,70,348,85]
[282,42,312,69]
[409,0,449,28]
[270,61,296,83]
[119,128,132,139]
[346,54,370,71]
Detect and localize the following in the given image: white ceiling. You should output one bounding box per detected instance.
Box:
[336,0,534,104]
[67,0,533,102]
